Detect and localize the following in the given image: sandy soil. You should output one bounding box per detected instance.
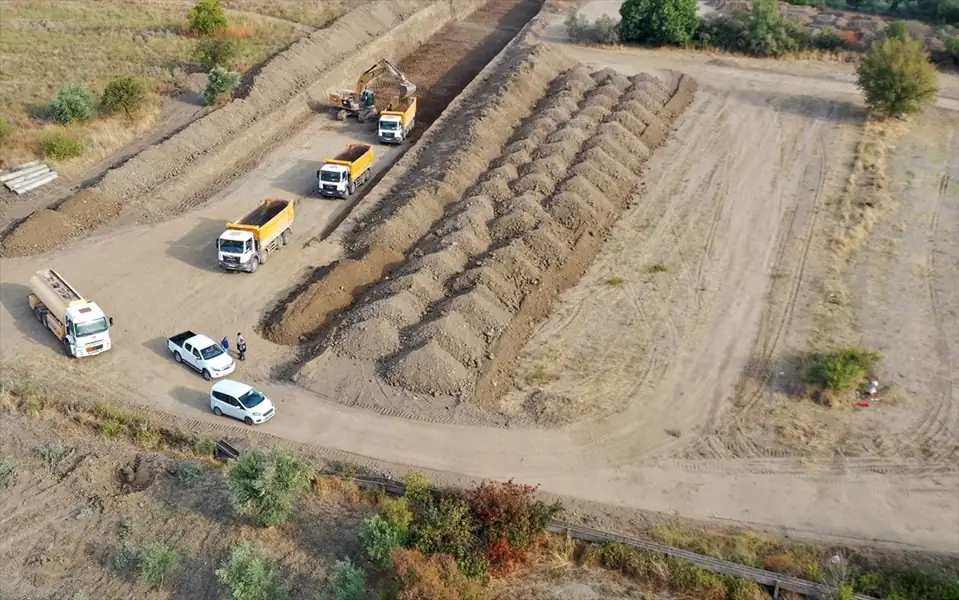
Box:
[0,1,957,554]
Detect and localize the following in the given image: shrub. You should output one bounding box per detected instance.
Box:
[857,36,939,116]
[226,449,312,527]
[403,470,432,509]
[361,514,405,568]
[593,15,621,43]
[193,37,238,71]
[390,549,486,600]
[204,64,242,105]
[330,558,370,600]
[945,35,959,64]
[409,492,486,579]
[40,134,85,161]
[466,480,561,573]
[812,27,846,50]
[111,544,139,574]
[884,20,913,41]
[34,440,74,469]
[49,82,98,124]
[0,117,12,140]
[0,460,15,490]
[178,460,203,486]
[99,417,127,438]
[565,11,589,41]
[188,0,228,36]
[743,0,803,56]
[216,542,289,600]
[194,434,216,456]
[140,542,180,590]
[566,12,621,43]
[101,76,147,118]
[695,14,750,51]
[805,347,881,391]
[620,0,699,45]
[381,496,414,533]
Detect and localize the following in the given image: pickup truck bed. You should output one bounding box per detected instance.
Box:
[168,330,197,347]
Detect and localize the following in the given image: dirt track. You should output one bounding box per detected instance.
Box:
[0,3,957,553]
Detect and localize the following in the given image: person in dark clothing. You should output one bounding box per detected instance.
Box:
[221,336,230,354]
[236,333,247,361]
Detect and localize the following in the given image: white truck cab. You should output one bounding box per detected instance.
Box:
[28,268,114,358]
[62,303,112,357]
[217,229,257,270]
[378,114,404,140]
[318,164,351,197]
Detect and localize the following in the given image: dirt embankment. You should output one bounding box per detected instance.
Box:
[1,0,492,258]
[262,0,549,345]
[324,67,696,402]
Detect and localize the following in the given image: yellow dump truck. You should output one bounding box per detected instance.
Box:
[378,97,416,144]
[317,144,374,199]
[217,198,295,273]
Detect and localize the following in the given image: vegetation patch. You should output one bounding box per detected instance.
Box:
[805,346,881,391]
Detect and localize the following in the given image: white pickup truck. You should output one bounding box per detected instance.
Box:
[168,330,235,381]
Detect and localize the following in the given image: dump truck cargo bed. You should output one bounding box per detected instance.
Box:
[333,144,372,163]
[226,199,294,245]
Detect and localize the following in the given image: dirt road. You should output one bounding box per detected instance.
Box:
[1,40,957,552]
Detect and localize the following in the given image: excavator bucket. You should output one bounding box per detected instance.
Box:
[398,81,416,99]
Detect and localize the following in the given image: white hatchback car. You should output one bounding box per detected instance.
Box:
[210,379,276,426]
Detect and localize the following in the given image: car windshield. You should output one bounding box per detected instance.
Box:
[74,317,108,337]
[220,239,245,253]
[239,389,266,409]
[201,344,225,360]
[320,170,343,183]
[380,120,399,130]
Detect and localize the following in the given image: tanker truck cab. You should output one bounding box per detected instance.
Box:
[28,269,114,358]
[63,304,113,357]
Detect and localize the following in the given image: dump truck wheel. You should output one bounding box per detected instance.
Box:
[336,109,347,121]
[249,257,259,272]
[34,307,43,323]
[282,230,291,246]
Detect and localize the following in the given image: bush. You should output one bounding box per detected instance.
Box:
[361,514,406,569]
[194,434,216,456]
[34,440,74,469]
[49,82,98,124]
[805,347,881,390]
[178,460,203,486]
[111,544,139,574]
[0,117,12,140]
[390,549,486,600]
[566,12,621,43]
[884,20,914,41]
[194,37,238,71]
[742,0,803,56]
[216,542,289,600]
[620,0,699,45]
[812,27,846,50]
[330,558,370,600]
[140,542,180,590]
[0,460,15,490]
[945,35,959,63]
[204,64,242,105]
[403,470,432,509]
[226,450,312,527]
[40,133,85,161]
[466,480,561,573]
[101,76,147,118]
[99,417,127,438]
[857,36,939,116]
[188,0,228,36]
[409,492,486,579]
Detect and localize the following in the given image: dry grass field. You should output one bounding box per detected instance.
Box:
[0,0,348,173]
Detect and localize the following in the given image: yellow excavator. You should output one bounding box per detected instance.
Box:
[329,59,416,123]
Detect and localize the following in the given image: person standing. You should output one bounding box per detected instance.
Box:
[236,332,247,362]
[221,336,230,355]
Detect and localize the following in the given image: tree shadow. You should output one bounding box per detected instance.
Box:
[729,86,868,123]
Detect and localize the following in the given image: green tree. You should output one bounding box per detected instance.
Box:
[619,0,699,46]
[330,558,370,600]
[188,0,228,36]
[226,450,312,527]
[216,543,288,600]
[743,0,803,57]
[857,36,939,116]
[49,82,98,124]
[360,514,406,569]
[101,76,147,118]
[140,542,180,590]
[204,64,242,105]
[193,36,238,71]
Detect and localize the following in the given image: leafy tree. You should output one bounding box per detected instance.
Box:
[188,0,228,36]
[49,82,98,124]
[216,542,289,600]
[857,36,939,116]
[204,65,242,105]
[742,0,803,57]
[409,492,486,580]
[330,558,370,600]
[140,542,180,590]
[193,36,238,71]
[619,0,699,46]
[101,76,147,118]
[360,513,406,569]
[884,20,913,41]
[226,450,313,527]
[945,35,959,64]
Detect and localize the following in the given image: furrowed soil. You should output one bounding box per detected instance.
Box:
[262,0,546,345]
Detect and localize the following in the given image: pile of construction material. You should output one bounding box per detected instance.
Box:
[0,161,57,195]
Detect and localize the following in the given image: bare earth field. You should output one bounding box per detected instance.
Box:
[0,0,958,558]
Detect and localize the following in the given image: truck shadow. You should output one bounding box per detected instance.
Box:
[0,282,64,354]
[142,336,170,360]
[273,159,323,196]
[166,217,228,273]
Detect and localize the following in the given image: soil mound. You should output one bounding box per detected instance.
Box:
[384,340,470,395]
[334,317,400,360]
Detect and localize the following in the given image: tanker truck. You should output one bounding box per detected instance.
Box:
[28,269,114,358]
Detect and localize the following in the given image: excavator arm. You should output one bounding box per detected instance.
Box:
[354,59,416,100]
[329,58,416,121]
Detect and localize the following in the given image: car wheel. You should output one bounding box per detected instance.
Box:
[244,417,253,426]
[213,407,223,417]
[203,369,212,381]
[174,352,182,364]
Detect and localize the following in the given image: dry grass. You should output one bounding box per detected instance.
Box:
[0,0,346,169]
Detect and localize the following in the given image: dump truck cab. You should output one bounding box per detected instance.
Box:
[318,163,352,196]
[217,229,257,269]
[318,144,374,199]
